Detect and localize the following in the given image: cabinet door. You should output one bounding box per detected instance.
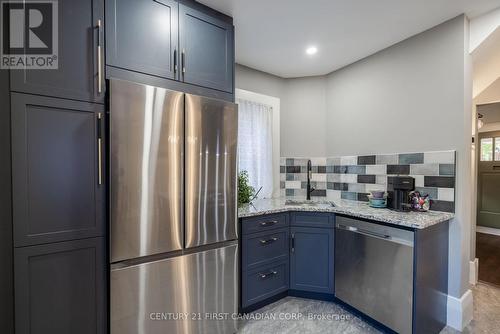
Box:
[10,0,105,103]
[14,237,106,334]
[290,227,334,294]
[179,4,234,93]
[106,0,178,79]
[11,93,105,246]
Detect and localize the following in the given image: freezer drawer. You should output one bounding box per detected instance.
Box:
[110,79,184,262]
[111,244,239,334]
[335,216,414,334]
[185,94,238,248]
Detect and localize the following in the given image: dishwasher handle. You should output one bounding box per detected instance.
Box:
[336,223,414,247]
[337,224,390,239]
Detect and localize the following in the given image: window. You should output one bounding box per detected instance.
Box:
[496,137,500,161]
[480,137,500,161]
[237,98,273,198]
[481,137,493,161]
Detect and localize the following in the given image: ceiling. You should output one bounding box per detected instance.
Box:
[199,0,500,78]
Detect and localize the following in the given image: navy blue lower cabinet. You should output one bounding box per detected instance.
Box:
[290,226,334,294]
[242,260,289,308]
[14,237,106,334]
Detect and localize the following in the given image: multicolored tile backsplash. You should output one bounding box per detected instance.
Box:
[279,150,456,213]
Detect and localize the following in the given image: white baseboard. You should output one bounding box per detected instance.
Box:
[447,289,473,331]
[469,258,479,285]
[476,226,500,236]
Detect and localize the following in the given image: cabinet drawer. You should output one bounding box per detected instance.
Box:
[242,261,288,308]
[242,213,288,235]
[243,229,288,269]
[291,212,334,228]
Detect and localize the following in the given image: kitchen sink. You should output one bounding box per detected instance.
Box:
[285,199,335,207]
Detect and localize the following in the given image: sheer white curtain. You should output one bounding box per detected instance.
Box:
[237,98,274,198]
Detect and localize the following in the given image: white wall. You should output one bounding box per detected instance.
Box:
[325,16,472,301]
[235,64,285,99]
[281,77,327,157]
[236,64,327,157]
[472,27,500,98]
[479,121,500,132]
[475,77,500,104]
[470,6,500,52]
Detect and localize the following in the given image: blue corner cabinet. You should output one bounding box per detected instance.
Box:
[289,226,333,293]
[290,213,335,294]
[240,211,335,311]
[290,212,334,295]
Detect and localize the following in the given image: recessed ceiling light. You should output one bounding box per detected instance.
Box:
[306,46,317,55]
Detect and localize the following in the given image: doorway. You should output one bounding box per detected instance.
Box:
[476,103,500,286]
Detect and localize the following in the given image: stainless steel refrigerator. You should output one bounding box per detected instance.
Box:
[109,79,239,334]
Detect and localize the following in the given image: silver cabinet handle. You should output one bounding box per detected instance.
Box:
[181,49,186,78]
[260,220,277,227]
[260,237,278,245]
[97,113,103,185]
[259,270,277,279]
[96,20,103,94]
[291,233,295,252]
[173,49,177,75]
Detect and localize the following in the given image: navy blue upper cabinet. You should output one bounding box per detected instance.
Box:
[11,93,106,246]
[179,2,234,93]
[10,0,105,104]
[106,0,178,80]
[290,226,334,294]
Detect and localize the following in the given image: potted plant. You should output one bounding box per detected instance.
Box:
[238,171,255,206]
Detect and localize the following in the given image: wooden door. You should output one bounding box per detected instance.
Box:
[477,131,500,229]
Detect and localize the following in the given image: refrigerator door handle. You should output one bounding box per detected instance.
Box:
[97,112,103,186]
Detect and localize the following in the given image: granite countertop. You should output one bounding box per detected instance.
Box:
[238,197,454,229]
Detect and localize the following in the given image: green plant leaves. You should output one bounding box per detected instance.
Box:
[238,170,255,206]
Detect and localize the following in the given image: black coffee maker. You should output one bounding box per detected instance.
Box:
[387,176,415,211]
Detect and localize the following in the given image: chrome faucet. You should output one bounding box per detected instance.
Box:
[306,159,315,200]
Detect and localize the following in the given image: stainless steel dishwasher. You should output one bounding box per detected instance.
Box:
[335,216,414,334]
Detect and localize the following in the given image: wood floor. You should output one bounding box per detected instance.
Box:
[476,232,500,286]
